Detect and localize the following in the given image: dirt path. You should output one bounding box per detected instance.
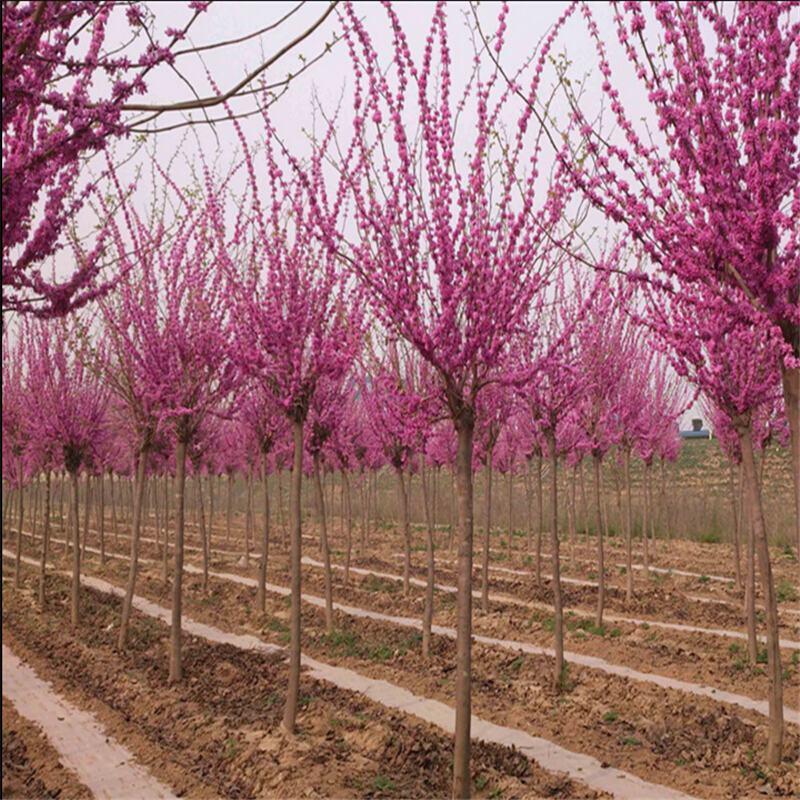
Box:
[2,643,175,800]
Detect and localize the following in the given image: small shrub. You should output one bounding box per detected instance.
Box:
[756,648,768,665]
[602,710,619,723]
[621,736,641,746]
[776,578,798,603]
[699,532,721,544]
[609,627,622,638]
[698,574,710,584]
[475,775,489,791]
[373,775,395,792]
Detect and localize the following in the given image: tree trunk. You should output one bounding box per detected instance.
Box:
[396,466,411,596]
[226,472,233,544]
[448,468,456,552]
[642,462,651,573]
[452,417,474,800]
[313,454,334,633]
[623,447,634,603]
[481,453,493,614]
[13,466,24,590]
[110,470,118,545]
[118,450,149,650]
[70,470,80,627]
[38,471,52,607]
[744,480,758,665]
[99,470,106,566]
[419,454,436,660]
[198,473,209,593]
[359,475,367,557]
[535,454,543,585]
[31,477,40,548]
[728,461,742,592]
[738,423,784,767]
[81,473,91,561]
[277,469,287,548]
[545,431,565,690]
[162,475,170,582]
[343,471,353,586]
[169,440,188,683]
[568,466,578,564]
[256,455,270,613]
[208,474,215,554]
[244,472,253,565]
[59,471,66,534]
[283,419,304,735]
[525,457,534,553]
[593,454,605,629]
[781,366,799,558]
[506,469,513,554]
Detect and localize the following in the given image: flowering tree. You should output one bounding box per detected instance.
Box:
[2,0,340,316]
[544,1,800,560]
[228,115,363,733]
[26,319,109,626]
[310,3,576,793]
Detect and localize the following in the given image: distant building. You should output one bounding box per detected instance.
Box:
[680,418,710,440]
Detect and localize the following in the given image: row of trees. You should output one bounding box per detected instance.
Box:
[3,1,797,795]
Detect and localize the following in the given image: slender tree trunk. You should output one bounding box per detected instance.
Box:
[198,473,209,593]
[277,469,287,548]
[283,419,304,734]
[245,472,253,566]
[343,471,353,586]
[162,475,170,582]
[728,461,742,592]
[525,457,533,553]
[432,465,439,544]
[535,454,543,585]
[739,423,784,766]
[31,477,40,548]
[448,468,456,552]
[81,473,90,561]
[118,451,149,650]
[593,454,606,629]
[13,467,24,590]
[568,466,578,564]
[643,462,651,573]
[226,472,233,544]
[481,453,493,614]
[452,416,474,800]
[396,466,411,596]
[2,480,12,530]
[99,470,106,566]
[169,440,188,683]
[257,455,270,613]
[419,454,436,660]
[359,475,367,557]
[744,482,758,665]
[59,471,66,535]
[780,366,799,558]
[70,470,80,627]
[154,474,161,550]
[110,471,118,546]
[207,474,214,554]
[545,431,565,690]
[313,454,334,633]
[38,471,52,607]
[623,447,634,603]
[579,461,589,557]
[506,469,513,554]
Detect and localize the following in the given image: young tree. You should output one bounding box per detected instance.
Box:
[311,4,575,793]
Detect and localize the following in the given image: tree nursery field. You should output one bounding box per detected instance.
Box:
[2,1,799,799]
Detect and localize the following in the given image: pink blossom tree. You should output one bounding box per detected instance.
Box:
[311,4,576,793]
